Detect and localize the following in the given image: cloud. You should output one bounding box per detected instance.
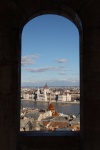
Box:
[25,66,63,73]
[59,66,66,68]
[21,54,40,66]
[58,72,66,75]
[55,58,67,63]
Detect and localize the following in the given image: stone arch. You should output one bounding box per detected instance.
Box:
[21,2,82,32]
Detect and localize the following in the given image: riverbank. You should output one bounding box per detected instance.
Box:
[21,99,80,104]
[21,99,80,116]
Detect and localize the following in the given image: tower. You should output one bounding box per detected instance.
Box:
[47,93,59,116]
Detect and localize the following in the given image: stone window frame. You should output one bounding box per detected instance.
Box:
[19,8,83,150]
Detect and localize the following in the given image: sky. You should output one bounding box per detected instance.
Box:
[21,14,79,87]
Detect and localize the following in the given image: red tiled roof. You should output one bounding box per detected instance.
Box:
[47,104,59,116]
[43,121,49,126]
[48,121,68,129]
[48,103,55,110]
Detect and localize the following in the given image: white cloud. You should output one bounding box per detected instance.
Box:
[58,72,66,75]
[21,54,40,66]
[24,66,63,73]
[55,58,67,63]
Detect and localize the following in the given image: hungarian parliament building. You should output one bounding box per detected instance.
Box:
[21,83,80,102]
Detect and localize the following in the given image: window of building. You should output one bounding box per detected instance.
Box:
[20,14,80,134]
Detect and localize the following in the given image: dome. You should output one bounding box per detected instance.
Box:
[44,83,49,89]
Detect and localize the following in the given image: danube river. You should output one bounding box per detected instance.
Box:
[21,100,80,116]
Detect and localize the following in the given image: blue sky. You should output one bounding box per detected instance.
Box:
[21,14,79,87]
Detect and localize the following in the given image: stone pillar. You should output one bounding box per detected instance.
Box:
[81,28,100,150]
[0,15,21,150]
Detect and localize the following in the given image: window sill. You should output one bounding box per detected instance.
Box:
[20,131,80,136]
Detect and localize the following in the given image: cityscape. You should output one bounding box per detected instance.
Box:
[20,83,80,132]
[20,15,80,132]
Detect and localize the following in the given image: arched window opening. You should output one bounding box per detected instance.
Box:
[20,14,80,133]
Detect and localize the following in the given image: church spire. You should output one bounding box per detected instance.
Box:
[47,93,59,117]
